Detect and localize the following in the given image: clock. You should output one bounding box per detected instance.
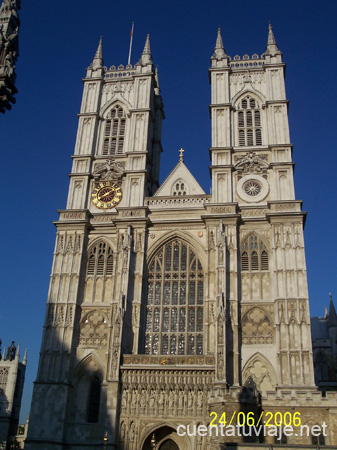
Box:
[91,181,122,209]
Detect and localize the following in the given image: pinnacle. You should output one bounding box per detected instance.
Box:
[264,22,281,56]
[328,294,337,328]
[140,34,152,65]
[212,27,226,60]
[91,36,104,70]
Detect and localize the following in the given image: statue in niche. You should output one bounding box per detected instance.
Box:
[131,390,137,407]
[188,390,193,408]
[197,391,203,408]
[120,422,126,441]
[140,390,146,408]
[129,422,135,440]
[169,390,175,408]
[158,391,164,408]
[178,392,184,408]
[149,390,155,408]
[218,350,224,379]
[121,390,127,409]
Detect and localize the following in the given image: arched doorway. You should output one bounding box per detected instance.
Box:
[142,426,186,450]
[159,439,179,450]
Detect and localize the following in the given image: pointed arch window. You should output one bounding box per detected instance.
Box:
[87,241,114,278]
[144,240,204,355]
[237,96,262,147]
[241,234,269,272]
[87,375,101,423]
[103,105,127,156]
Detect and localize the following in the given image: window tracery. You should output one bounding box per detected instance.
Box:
[144,240,204,355]
[102,105,127,155]
[237,96,262,147]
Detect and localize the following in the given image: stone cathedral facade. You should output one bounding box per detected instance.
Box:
[26,27,337,450]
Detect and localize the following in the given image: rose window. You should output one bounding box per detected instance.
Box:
[243,180,262,196]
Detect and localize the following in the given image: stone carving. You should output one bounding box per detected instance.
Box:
[242,307,273,344]
[241,208,268,218]
[275,203,297,211]
[120,422,126,442]
[234,152,269,179]
[211,206,232,214]
[93,159,125,182]
[0,0,21,113]
[130,422,135,440]
[146,197,209,208]
[79,309,109,346]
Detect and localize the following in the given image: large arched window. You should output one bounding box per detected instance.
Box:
[102,105,127,155]
[144,240,204,355]
[237,96,262,147]
[241,233,268,272]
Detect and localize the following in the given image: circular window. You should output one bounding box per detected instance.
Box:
[237,174,269,203]
[243,180,262,197]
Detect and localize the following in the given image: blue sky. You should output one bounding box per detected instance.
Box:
[1,0,337,422]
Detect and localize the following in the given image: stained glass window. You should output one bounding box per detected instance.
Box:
[144,240,204,355]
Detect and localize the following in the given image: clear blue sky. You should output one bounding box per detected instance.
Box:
[1,0,337,423]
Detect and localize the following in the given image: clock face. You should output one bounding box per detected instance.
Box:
[91,181,122,209]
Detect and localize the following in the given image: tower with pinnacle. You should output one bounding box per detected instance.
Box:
[0,341,27,447]
[26,27,337,450]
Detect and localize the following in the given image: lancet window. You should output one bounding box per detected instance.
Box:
[241,233,269,272]
[144,240,204,355]
[238,96,262,147]
[87,376,101,423]
[87,241,114,278]
[102,105,127,155]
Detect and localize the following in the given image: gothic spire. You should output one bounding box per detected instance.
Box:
[328,293,337,328]
[91,36,104,70]
[140,34,152,65]
[213,27,226,59]
[264,23,281,56]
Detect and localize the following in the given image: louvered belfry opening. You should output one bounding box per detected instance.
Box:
[87,242,114,278]
[144,240,204,356]
[241,234,269,272]
[103,105,127,155]
[238,96,262,147]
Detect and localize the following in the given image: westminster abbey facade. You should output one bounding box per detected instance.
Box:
[25,26,337,449]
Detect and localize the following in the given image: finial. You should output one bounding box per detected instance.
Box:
[212,27,226,60]
[328,292,337,328]
[264,22,281,57]
[23,348,27,365]
[91,36,104,70]
[179,148,185,162]
[140,34,152,65]
[15,343,21,361]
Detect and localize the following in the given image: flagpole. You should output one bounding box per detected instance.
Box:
[128,22,134,66]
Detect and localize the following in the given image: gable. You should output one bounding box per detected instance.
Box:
[154,161,205,197]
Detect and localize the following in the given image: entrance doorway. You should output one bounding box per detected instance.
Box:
[159,439,179,450]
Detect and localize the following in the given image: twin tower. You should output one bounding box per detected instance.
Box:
[25,27,337,450]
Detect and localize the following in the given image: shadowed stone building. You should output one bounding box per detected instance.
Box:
[0,0,21,113]
[0,342,27,449]
[25,26,337,449]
